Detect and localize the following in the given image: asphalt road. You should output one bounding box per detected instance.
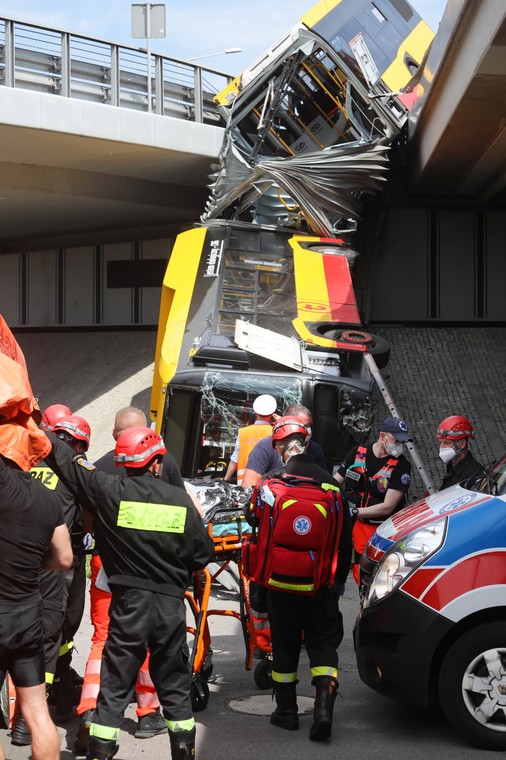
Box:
[2,582,504,760]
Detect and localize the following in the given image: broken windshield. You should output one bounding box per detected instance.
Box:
[200,370,302,455]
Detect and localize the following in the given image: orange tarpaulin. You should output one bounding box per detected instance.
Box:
[0,318,50,471]
[0,314,27,369]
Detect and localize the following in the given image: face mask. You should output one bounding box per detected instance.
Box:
[385,441,403,458]
[439,446,457,464]
[283,439,305,463]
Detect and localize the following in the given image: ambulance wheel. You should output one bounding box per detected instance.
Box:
[254,658,272,690]
[439,622,506,750]
[190,676,210,712]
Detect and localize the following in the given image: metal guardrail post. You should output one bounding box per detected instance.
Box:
[4,19,15,87]
[60,32,70,97]
[0,16,230,121]
[194,65,203,123]
[110,44,119,106]
[154,55,163,115]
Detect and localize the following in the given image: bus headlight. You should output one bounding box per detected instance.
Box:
[363,521,446,608]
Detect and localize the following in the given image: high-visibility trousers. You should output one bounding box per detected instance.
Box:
[77,555,160,717]
[351,521,376,585]
[249,581,271,652]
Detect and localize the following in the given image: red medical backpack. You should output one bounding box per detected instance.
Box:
[242,474,344,595]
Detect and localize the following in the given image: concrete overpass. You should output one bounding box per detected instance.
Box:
[409,0,506,203]
[0,18,228,252]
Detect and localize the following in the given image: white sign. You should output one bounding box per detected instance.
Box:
[131,4,166,39]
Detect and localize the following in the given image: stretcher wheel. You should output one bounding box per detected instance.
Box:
[191,676,210,712]
[254,658,272,690]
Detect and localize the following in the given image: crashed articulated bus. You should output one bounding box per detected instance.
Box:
[150,0,434,477]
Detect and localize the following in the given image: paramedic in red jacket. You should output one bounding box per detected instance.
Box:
[253,417,352,743]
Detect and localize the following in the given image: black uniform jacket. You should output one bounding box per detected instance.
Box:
[46,434,214,597]
[439,451,487,491]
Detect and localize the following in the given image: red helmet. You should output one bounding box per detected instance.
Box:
[272,416,311,446]
[41,404,72,431]
[114,426,166,468]
[53,415,91,450]
[436,415,474,441]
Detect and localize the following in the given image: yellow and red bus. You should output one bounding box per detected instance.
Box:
[150,222,389,476]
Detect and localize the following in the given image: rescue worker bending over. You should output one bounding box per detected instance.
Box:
[46,426,214,760]
[241,403,328,488]
[436,415,486,491]
[248,416,352,742]
[335,416,411,585]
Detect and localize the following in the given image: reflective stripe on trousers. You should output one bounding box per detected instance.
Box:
[77,554,160,717]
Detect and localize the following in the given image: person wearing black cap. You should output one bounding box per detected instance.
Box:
[334,416,412,586]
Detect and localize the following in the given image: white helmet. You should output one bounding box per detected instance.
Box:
[253,394,277,416]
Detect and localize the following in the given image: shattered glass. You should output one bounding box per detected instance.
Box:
[200,370,302,455]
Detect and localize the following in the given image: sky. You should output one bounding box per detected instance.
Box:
[0,0,448,74]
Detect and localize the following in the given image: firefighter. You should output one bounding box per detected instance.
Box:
[334,416,412,585]
[46,425,214,760]
[74,406,188,752]
[252,417,352,741]
[243,405,328,654]
[436,415,486,490]
[11,412,89,746]
[223,394,277,484]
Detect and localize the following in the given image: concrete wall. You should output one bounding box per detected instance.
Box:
[0,237,172,327]
[369,208,506,322]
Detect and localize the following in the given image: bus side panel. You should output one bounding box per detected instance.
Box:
[290,236,361,347]
[150,227,207,430]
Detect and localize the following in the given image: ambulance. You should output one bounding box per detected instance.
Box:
[355,455,506,750]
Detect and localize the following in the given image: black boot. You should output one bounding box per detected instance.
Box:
[11,712,31,746]
[169,727,196,759]
[74,710,94,755]
[86,735,118,760]
[270,682,299,730]
[53,666,75,722]
[309,676,338,741]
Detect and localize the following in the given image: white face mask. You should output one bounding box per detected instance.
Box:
[385,441,403,458]
[439,446,457,464]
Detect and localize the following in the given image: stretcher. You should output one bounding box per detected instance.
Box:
[185,480,270,710]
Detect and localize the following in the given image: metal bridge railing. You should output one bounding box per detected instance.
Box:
[0,17,233,124]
